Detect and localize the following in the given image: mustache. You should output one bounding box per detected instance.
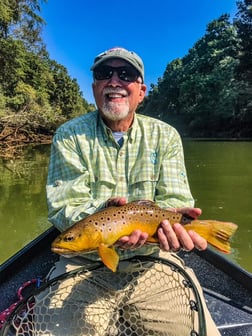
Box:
[103,87,128,96]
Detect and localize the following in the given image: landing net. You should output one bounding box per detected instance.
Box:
[1,256,206,336]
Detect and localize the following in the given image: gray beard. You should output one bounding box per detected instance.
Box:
[101,101,130,121]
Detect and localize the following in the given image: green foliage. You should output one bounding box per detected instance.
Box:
[0,0,95,138]
[0,89,7,117]
[1,0,251,139]
[233,0,252,135]
[139,1,252,138]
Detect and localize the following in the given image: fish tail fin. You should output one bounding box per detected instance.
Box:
[98,244,119,272]
[186,220,238,254]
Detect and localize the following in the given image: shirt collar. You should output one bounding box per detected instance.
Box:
[97,111,138,144]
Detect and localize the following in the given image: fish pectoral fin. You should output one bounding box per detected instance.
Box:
[98,244,119,272]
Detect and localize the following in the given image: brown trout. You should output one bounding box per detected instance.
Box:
[51,200,237,272]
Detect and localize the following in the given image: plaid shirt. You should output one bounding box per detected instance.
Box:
[46,111,194,260]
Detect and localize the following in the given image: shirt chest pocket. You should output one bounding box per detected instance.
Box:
[128,167,159,201]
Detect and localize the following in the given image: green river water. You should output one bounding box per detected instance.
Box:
[0,141,251,272]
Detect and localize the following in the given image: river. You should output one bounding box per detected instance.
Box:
[0,141,251,272]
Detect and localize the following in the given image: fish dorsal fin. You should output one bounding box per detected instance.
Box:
[130,200,158,208]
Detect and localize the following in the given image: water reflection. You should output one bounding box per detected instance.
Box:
[0,142,251,272]
[0,145,51,263]
[184,141,252,272]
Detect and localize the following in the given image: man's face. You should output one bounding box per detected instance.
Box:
[92,59,146,124]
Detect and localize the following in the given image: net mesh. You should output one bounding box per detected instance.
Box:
[1,256,206,336]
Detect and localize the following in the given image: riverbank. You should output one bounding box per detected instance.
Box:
[0,124,52,159]
[1,113,251,160]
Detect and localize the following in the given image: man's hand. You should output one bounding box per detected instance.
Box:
[117,230,149,250]
[116,206,207,252]
[157,207,207,252]
[106,197,127,207]
[106,197,149,249]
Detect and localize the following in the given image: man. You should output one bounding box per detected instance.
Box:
[46,47,220,335]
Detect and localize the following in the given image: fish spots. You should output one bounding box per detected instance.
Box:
[94,222,99,232]
[99,223,106,233]
[171,215,180,221]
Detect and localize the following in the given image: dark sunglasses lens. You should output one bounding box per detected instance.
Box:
[94,66,112,80]
[118,68,139,82]
[94,66,139,82]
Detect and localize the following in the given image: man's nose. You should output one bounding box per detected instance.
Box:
[107,71,121,85]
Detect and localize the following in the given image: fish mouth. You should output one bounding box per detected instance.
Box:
[51,246,96,256]
[51,246,77,255]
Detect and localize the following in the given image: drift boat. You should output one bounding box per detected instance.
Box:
[0,227,251,335]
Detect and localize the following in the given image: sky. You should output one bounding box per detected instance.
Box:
[40,0,238,104]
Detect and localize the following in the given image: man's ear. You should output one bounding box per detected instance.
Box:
[139,84,147,102]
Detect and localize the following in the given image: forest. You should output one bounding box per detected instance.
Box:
[0,0,95,156]
[139,0,252,137]
[0,0,251,157]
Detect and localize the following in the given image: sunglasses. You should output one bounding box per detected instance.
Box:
[93,65,141,82]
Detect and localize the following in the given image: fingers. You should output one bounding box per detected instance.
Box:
[158,220,181,251]
[106,197,127,207]
[113,210,207,253]
[187,230,208,251]
[176,207,202,219]
[117,230,149,249]
[158,221,207,252]
[172,223,195,251]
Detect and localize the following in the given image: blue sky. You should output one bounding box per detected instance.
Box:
[41,1,238,104]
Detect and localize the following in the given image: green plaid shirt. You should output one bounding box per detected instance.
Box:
[47,111,194,260]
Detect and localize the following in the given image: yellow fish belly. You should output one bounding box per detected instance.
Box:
[51,200,238,272]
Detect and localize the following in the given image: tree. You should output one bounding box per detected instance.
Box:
[0,0,46,51]
[233,0,252,135]
[139,12,245,137]
[0,0,95,155]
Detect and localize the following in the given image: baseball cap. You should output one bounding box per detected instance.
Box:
[91,47,144,81]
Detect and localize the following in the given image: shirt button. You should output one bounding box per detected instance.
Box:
[54,180,62,187]
[119,177,124,182]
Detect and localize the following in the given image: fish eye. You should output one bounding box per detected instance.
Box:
[64,235,74,242]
